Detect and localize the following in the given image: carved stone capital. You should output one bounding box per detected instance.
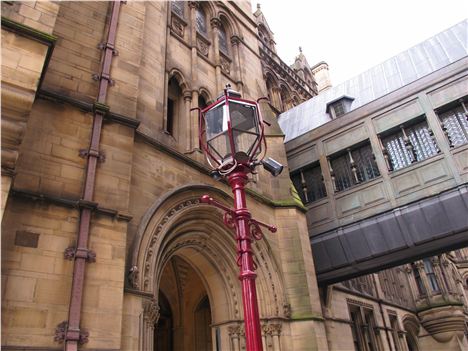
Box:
[228,325,241,337]
[188,1,199,9]
[230,35,241,46]
[143,299,160,325]
[210,17,221,29]
[269,323,282,336]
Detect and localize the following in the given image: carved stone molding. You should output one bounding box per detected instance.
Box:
[196,35,209,57]
[220,54,231,74]
[171,15,186,38]
[210,17,221,29]
[143,299,160,325]
[228,325,242,337]
[269,323,282,336]
[142,198,201,289]
[283,303,291,319]
[128,265,139,289]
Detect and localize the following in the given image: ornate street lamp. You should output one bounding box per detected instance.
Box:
[193,85,283,351]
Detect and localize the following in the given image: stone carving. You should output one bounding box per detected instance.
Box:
[283,303,291,318]
[220,55,231,74]
[143,198,201,289]
[171,16,185,37]
[197,36,209,57]
[228,325,242,337]
[128,265,139,289]
[143,299,160,325]
[269,323,282,336]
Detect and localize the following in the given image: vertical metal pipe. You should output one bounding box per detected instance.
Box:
[64,2,121,350]
[228,169,263,351]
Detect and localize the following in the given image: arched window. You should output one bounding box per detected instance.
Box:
[218,23,229,55]
[166,76,182,135]
[171,0,184,18]
[196,7,207,35]
[198,95,208,109]
[280,86,291,111]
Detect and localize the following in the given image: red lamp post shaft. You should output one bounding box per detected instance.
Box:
[228,169,263,351]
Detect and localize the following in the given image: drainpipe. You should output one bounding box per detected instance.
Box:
[61,2,122,350]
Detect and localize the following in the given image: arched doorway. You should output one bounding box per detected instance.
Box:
[154,292,172,351]
[128,185,286,351]
[155,255,213,351]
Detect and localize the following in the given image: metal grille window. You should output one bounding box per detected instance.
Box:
[218,24,229,55]
[439,103,468,147]
[291,163,327,204]
[381,119,439,171]
[196,7,207,35]
[171,1,185,18]
[333,101,345,117]
[329,142,380,192]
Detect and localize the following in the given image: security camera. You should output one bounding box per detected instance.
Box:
[210,170,222,181]
[262,157,284,177]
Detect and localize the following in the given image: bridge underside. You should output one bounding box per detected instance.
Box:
[312,185,468,286]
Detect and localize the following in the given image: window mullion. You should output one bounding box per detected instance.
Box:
[299,169,309,203]
[347,148,360,184]
[400,125,417,162]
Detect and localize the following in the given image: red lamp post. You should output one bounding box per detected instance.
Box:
[194,85,282,351]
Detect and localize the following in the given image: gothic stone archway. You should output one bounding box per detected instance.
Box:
[125,185,287,351]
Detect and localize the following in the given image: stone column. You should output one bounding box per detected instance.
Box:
[404,265,420,302]
[270,323,282,351]
[230,35,244,95]
[188,2,198,84]
[210,17,222,93]
[261,323,269,351]
[183,90,192,152]
[142,299,160,351]
[190,89,200,152]
[228,325,241,351]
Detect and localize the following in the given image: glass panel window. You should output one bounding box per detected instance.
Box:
[331,142,380,192]
[381,119,439,171]
[389,314,401,351]
[171,1,184,18]
[439,105,468,147]
[291,163,327,204]
[423,259,440,293]
[412,263,426,295]
[218,25,229,55]
[348,305,380,351]
[196,7,207,35]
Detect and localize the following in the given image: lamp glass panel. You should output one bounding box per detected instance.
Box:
[205,103,231,161]
[205,103,228,141]
[229,100,260,156]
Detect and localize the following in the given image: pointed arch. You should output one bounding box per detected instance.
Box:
[216,4,241,37]
[168,67,190,92]
[129,184,287,321]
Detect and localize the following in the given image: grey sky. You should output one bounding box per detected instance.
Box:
[253,0,467,85]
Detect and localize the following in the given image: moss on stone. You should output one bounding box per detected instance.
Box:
[1,16,57,44]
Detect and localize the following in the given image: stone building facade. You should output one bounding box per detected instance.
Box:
[1,1,327,351]
[2,2,467,351]
[279,20,468,351]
